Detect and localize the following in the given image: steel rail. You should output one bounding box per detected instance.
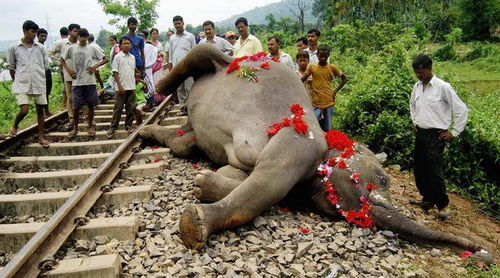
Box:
[0,96,171,278]
[0,110,68,152]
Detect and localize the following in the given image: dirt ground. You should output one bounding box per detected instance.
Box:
[385,167,499,277]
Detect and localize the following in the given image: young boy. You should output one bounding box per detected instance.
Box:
[61,28,108,138]
[107,37,137,139]
[301,45,348,131]
[37,28,52,117]
[295,51,312,98]
[3,20,50,147]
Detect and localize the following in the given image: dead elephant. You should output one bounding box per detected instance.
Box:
[141,44,483,253]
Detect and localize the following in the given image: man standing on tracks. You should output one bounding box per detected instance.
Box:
[50,23,80,130]
[168,15,195,106]
[60,28,108,139]
[409,54,468,220]
[233,17,262,58]
[3,20,50,147]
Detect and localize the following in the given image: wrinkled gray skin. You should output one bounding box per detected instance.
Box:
[141,44,482,252]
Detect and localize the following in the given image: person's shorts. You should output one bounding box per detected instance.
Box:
[72,85,99,109]
[15,93,47,106]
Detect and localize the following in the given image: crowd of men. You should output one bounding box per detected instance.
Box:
[2,15,469,218]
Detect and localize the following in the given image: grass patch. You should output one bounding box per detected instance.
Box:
[0,74,64,134]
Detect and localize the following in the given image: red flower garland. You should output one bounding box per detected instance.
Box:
[325,130,354,151]
[316,130,376,229]
[226,52,273,75]
[266,104,309,137]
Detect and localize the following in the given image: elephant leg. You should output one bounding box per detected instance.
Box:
[140,123,196,157]
[180,129,319,249]
[193,165,249,202]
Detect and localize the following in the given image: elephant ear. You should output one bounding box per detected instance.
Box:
[157,44,233,96]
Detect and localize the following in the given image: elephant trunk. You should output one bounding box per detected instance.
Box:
[369,198,481,252]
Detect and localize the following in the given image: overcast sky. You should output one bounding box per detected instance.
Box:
[0,0,281,41]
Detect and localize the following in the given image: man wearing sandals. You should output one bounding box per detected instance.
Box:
[60,28,108,139]
[3,20,50,147]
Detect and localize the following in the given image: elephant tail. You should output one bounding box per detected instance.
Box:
[157,44,233,96]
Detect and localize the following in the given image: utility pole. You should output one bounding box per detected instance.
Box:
[45,14,53,46]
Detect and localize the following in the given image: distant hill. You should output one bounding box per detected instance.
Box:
[218,0,316,27]
[0,40,16,52]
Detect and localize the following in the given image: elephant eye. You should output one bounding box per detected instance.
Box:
[377,175,388,186]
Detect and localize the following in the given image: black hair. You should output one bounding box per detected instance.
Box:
[235,17,248,27]
[119,36,131,45]
[296,36,307,45]
[59,27,69,36]
[109,35,117,41]
[77,28,89,38]
[173,15,184,23]
[88,34,95,42]
[296,51,309,60]
[268,36,281,45]
[22,20,39,32]
[37,28,48,36]
[307,28,321,37]
[140,30,149,38]
[68,23,80,32]
[127,17,138,25]
[150,28,159,35]
[317,44,331,53]
[203,20,215,28]
[412,54,433,69]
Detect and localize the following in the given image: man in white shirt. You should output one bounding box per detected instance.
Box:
[266,36,294,70]
[304,29,320,64]
[168,15,195,105]
[4,20,50,147]
[200,20,234,56]
[409,54,468,219]
[233,17,262,58]
[50,23,80,129]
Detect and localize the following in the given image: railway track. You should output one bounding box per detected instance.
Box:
[0,96,187,277]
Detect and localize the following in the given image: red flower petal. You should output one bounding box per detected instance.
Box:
[290,104,305,117]
[337,160,347,169]
[299,227,311,234]
[152,158,160,163]
[260,62,271,69]
[151,145,160,149]
[176,130,185,137]
[366,182,377,191]
[292,117,308,135]
[460,251,473,259]
[279,207,289,212]
[192,164,199,169]
[325,130,355,151]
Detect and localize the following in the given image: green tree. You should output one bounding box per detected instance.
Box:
[97,0,160,32]
[265,13,277,31]
[96,29,113,48]
[458,0,500,41]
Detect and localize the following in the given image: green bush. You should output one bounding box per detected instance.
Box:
[329,25,499,216]
[333,32,418,167]
[0,74,64,134]
[463,42,497,61]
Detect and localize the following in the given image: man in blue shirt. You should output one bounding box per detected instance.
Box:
[125,17,145,75]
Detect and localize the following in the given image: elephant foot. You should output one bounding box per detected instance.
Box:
[139,124,170,146]
[194,170,225,202]
[179,204,209,250]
